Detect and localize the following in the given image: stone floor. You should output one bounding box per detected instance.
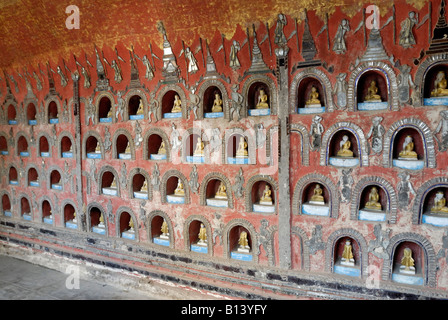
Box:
[0,254,156,300]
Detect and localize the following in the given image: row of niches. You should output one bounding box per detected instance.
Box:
[0,194,436,286]
[4,62,448,127]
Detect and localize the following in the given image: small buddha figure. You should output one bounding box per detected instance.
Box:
[364,80,382,102]
[68,144,73,153]
[157,141,166,155]
[365,186,382,211]
[255,89,269,109]
[110,177,117,189]
[174,179,185,196]
[107,108,113,118]
[48,209,53,220]
[341,239,355,266]
[98,213,105,227]
[197,223,207,246]
[430,71,448,97]
[398,135,418,159]
[211,93,223,113]
[171,94,182,113]
[160,219,169,239]
[72,212,77,223]
[305,86,322,107]
[399,247,415,274]
[310,184,325,204]
[260,185,273,205]
[215,181,228,199]
[235,137,248,157]
[237,231,250,252]
[193,137,204,156]
[337,135,354,158]
[124,141,131,154]
[140,179,148,193]
[95,141,101,153]
[136,98,144,115]
[431,191,448,214]
[128,218,135,233]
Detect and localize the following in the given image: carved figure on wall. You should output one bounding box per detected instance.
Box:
[332,19,350,54]
[80,66,91,88]
[151,163,160,192]
[209,128,221,154]
[115,91,125,121]
[230,84,243,121]
[431,71,448,97]
[398,135,418,159]
[135,54,154,80]
[434,110,448,152]
[233,167,244,198]
[104,51,125,84]
[431,191,448,213]
[397,171,416,209]
[305,225,325,255]
[309,115,324,151]
[364,80,382,102]
[368,224,391,260]
[184,47,199,74]
[229,40,241,70]
[189,165,199,194]
[255,89,269,109]
[188,88,200,120]
[338,168,353,203]
[55,66,68,87]
[397,64,415,105]
[32,71,43,91]
[366,116,385,154]
[170,123,182,150]
[274,13,287,46]
[337,135,354,157]
[104,127,112,152]
[399,12,418,49]
[86,97,95,125]
[333,73,348,109]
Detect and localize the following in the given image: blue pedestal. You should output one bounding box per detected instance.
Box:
[9,180,18,185]
[22,214,32,221]
[358,209,386,222]
[186,156,205,163]
[51,184,62,190]
[122,231,136,240]
[28,120,37,125]
[87,152,102,159]
[99,117,112,123]
[20,151,30,157]
[119,153,132,160]
[424,97,448,106]
[392,272,424,286]
[334,264,361,277]
[357,101,388,111]
[227,157,249,164]
[231,251,253,261]
[62,152,73,158]
[393,159,424,170]
[1,150,8,155]
[102,188,117,196]
[29,181,40,187]
[422,213,448,227]
[8,120,17,125]
[302,203,330,216]
[297,106,325,114]
[43,217,53,225]
[204,112,224,119]
[329,156,359,167]
[248,109,270,116]
[253,203,275,213]
[40,152,50,157]
[133,191,148,200]
[65,221,78,229]
[49,118,59,124]
[150,154,167,160]
[167,195,185,204]
[163,112,182,119]
[206,198,228,208]
[129,114,144,120]
[191,244,208,253]
[92,226,106,235]
[4,211,12,217]
[153,237,170,246]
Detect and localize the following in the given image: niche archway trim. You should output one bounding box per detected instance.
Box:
[82,130,104,160]
[95,91,116,123]
[199,172,234,209]
[112,128,136,160]
[86,202,109,236]
[290,124,310,166]
[412,177,448,225]
[142,127,171,162]
[97,165,120,197]
[196,79,230,120]
[38,196,53,225]
[124,89,148,121]
[222,126,256,165]
[156,84,188,120]
[291,226,311,272]
[115,206,139,241]
[222,218,258,263]
[244,175,278,213]
[146,210,174,249]
[44,96,62,123]
[57,131,75,157]
[183,215,213,256]
[241,74,278,116]
[127,167,153,201]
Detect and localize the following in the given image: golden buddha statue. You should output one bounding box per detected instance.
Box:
[174,179,185,196]
[337,135,354,158]
[400,247,415,274]
[431,191,448,214]
[171,94,182,113]
[235,137,248,157]
[310,184,325,204]
[110,177,117,188]
[193,137,204,156]
[136,98,144,115]
[260,185,273,205]
[197,223,207,246]
[305,86,321,106]
[124,141,131,154]
[107,108,113,118]
[160,219,169,238]
[365,186,382,211]
[157,141,166,155]
[255,89,269,109]
[211,93,223,113]
[215,181,228,199]
[140,179,148,193]
[341,239,355,266]
[95,141,101,153]
[364,80,382,102]
[398,135,418,159]
[237,231,250,252]
[431,71,448,97]
[98,213,105,227]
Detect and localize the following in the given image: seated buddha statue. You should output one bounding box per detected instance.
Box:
[398,135,418,159]
[136,98,144,115]
[255,89,269,109]
[431,191,448,214]
[107,108,113,118]
[211,93,223,113]
[341,239,355,266]
[305,86,322,107]
[215,181,228,199]
[235,137,248,157]
[400,247,415,274]
[140,179,148,193]
[124,141,131,154]
[337,135,354,157]
[260,185,273,205]
[193,137,205,156]
[160,219,169,238]
[174,180,185,196]
[157,141,166,155]
[310,184,325,204]
[171,94,182,113]
[95,141,101,153]
[364,186,382,211]
[430,71,448,97]
[110,177,117,189]
[364,80,382,102]
[237,231,250,252]
[98,213,105,227]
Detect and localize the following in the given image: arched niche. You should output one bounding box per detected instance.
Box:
[355,69,389,111]
[161,170,189,205]
[7,103,17,124]
[128,168,152,201]
[157,85,187,120]
[350,176,398,224]
[223,219,258,263]
[291,226,311,272]
[197,80,229,120]
[38,134,51,157]
[290,124,310,166]
[59,133,74,158]
[223,128,256,165]
[245,175,277,214]
[83,132,103,159]
[126,94,145,121]
[117,207,138,240]
[97,95,114,123]
[182,129,209,164]
[200,172,233,209]
[242,74,277,117]
[143,128,170,162]
[87,203,107,235]
[40,198,53,225]
[47,100,59,124]
[8,166,18,185]
[17,135,29,157]
[383,118,435,169]
[347,61,399,111]
[49,168,63,191]
[148,210,173,248]
[290,67,334,114]
[184,215,213,255]
[99,167,119,197]
[27,167,40,187]
[20,195,32,221]
[26,102,37,125]
[327,129,360,168]
[112,129,134,160]
[0,134,8,155]
[413,177,448,227]
[63,202,78,229]
[1,192,12,217]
